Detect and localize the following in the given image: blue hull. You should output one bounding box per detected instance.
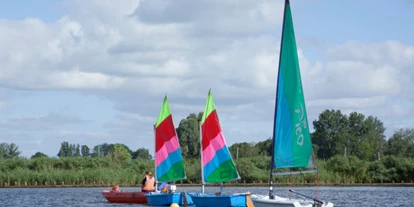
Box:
[189,193,247,207]
[145,192,194,206]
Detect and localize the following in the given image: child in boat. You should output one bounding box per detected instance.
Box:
[158,182,168,193]
[141,171,155,192]
[110,184,121,193]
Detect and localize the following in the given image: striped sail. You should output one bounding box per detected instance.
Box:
[200,90,240,183]
[155,96,186,182]
[272,0,316,169]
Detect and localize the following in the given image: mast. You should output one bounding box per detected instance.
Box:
[269,0,289,198]
[154,124,158,188]
[199,120,205,194]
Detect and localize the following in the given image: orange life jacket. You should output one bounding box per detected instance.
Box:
[142,175,155,190]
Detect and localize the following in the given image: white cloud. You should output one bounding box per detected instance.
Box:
[0,113,84,131]
[133,0,283,35]
[47,70,125,89]
[0,0,413,156]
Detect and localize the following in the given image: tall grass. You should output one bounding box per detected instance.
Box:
[0,155,413,186]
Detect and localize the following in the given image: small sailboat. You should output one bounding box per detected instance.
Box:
[145,96,194,206]
[102,190,148,204]
[250,1,333,207]
[189,90,252,207]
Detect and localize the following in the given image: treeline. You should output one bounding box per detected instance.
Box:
[176,110,414,161]
[1,109,414,186]
[56,142,152,160]
[0,143,21,159]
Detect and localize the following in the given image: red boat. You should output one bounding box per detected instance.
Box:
[102,190,148,204]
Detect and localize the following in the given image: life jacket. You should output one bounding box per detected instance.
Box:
[142,175,155,190]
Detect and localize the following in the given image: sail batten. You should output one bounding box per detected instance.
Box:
[272,1,316,170]
[201,90,240,183]
[155,96,186,182]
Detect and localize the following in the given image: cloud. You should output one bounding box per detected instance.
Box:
[0,113,85,131]
[0,0,413,156]
[104,112,155,132]
[133,0,283,36]
[0,101,7,110]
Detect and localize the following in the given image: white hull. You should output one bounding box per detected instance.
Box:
[251,194,334,207]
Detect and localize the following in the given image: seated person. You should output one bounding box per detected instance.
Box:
[141,171,155,192]
[110,184,121,193]
[158,182,168,193]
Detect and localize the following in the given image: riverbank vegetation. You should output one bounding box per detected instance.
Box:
[1,109,413,186]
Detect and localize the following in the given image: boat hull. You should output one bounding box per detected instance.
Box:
[250,195,334,207]
[145,192,194,206]
[189,193,247,207]
[102,190,147,204]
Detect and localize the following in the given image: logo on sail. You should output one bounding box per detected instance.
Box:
[294,102,307,146]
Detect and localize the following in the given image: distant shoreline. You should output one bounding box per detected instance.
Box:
[2,182,413,188]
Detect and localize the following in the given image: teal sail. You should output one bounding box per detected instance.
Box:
[271,0,316,170]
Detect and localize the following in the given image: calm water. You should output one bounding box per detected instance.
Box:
[0,186,413,207]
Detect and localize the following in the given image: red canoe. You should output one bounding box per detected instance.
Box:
[102,190,148,204]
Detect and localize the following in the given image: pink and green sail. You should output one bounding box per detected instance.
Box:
[155,96,186,182]
[201,90,240,183]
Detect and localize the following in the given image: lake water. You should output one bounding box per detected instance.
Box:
[0,186,413,207]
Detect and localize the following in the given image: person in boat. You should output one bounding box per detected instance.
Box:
[141,171,155,192]
[110,184,121,193]
[158,182,168,193]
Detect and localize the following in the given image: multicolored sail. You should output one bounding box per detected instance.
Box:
[272,0,316,169]
[155,96,186,182]
[200,90,240,183]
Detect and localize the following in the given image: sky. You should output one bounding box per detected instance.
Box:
[0,0,413,158]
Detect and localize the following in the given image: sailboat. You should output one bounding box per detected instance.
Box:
[250,1,334,207]
[145,96,194,206]
[189,90,253,207]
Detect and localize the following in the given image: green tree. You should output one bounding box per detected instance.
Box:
[229,142,258,159]
[81,145,90,157]
[176,112,203,158]
[57,141,73,157]
[74,144,81,157]
[312,109,348,160]
[387,128,414,158]
[312,110,386,161]
[0,143,5,159]
[0,143,21,158]
[92,143,133,157]
[132,148,152,160]
[107,144,131,162]
[255,138,272,156]
[31,152,48,159]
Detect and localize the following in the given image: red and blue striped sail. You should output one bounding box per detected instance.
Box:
[200,90,240,183]
[155,96,186,182]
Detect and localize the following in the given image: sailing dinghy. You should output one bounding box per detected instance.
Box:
[189,90,252,207]
[145,96,194,206]
[102,191,147,204]
[250,1,333,207]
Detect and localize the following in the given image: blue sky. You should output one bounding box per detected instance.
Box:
[0,0,413,157]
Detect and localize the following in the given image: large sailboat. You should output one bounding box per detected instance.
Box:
[250,1,334,207]
[189,90,252,207]
[145,96,194,206]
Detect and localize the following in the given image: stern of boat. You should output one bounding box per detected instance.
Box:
[250,194,334,207]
